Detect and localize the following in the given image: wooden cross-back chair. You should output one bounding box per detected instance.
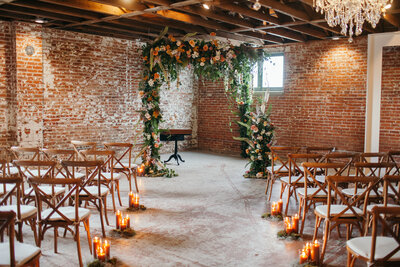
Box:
[62,160,108,237]
[279,153,323,216]
[359,152,388,163]
[103,142,139,193]
[81,149,121,212]
[71,141,97,160]
[29,177,91,267]
[0,147,17,178]
[0,176,38,247]
[0,210,41,267]
[388,151,400,176]
[13,160,64,205]
[305,146,335,154]
[364,175,400,236]
[315,175,379,265]
[10,147,41,177]
[299,162,347,235]
[347,206,400,267]
[342,162,396,203]
[265,146,302,201]
[41,149,79,179]
[321,152,360,176]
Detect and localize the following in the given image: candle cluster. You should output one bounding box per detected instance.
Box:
[284,214,299,234]
[299,240,320,266]
[129,192,140,209]
[92,237,111,262]
[137,164,145,176]
[271,199,283,216]
[115,210,131,230]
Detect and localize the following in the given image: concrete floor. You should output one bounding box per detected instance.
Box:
[19,151,357,266]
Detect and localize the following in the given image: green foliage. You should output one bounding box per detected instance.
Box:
[139,27,267,177]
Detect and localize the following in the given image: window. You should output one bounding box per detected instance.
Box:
[252,53,284,92]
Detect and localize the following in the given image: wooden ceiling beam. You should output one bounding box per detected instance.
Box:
[288,25,326,39]
[240,31,283,44]
[384,13,400,28]
[40,0,128,15]
[266,28,306,42]
[0,0,14,5]
[213,31,265,45]
[231,19,326,32]
[252,0,310,21]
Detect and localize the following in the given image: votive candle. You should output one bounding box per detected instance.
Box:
[103,239,110,260]
[125,215,130,228]
[92,237,100,259]
[115,210,122,229]
[97,247,106,262]
[129,192,134,208]
[134,193,140,209]
[277,199,283,214]
[292,214,299,234]
[311,240,320,265]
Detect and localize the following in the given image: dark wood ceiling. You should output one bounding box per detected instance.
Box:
[0,0,399,46]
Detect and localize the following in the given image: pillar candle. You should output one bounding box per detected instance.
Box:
[292,214,299,234]
[115,210,122,229]
[92,237,100,259]
[120,218,127,231]
[129,192,134,208]
[311,240,320,265]
[299,249,308,264]
[125,215,130,228]
[134,194,140,209]
[277,199,283,214]
[97,247,106,262]
[271,202,276,216]
[103,239,110,260]
[305,242,311,259]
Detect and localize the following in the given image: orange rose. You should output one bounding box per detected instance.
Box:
[143,75,148,80]
[189,40,195,47]
[143,56,148,61]
[220,55,225,62]
[200,57,206,62]
[166,45,170,50]
[154,73,160,80]
[153,50,158,56]
[148,96,153,102]
[193,46,199,52]
[203,45,208,51]
[152,90,158,97]
[210,32,216,36]
[139,91,145,96]
[168,35,176,42]
[153,110,160,118]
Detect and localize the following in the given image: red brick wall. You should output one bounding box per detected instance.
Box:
[197,37,368,153]
[268,37,367,151]
[380,46,400,152]
[197,79,241,154]
[0,20,197,153]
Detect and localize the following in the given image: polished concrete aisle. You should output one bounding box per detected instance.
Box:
[34,151,351,266]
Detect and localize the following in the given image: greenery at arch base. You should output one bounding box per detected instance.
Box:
[139,27,273,177]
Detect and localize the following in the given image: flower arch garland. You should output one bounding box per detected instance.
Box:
[139,28,269,177]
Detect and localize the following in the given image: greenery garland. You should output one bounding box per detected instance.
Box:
[139,27,267,176]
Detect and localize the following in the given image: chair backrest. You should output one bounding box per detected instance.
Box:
[322,152,360,175]
[13,160,56,180]
[29,177,81,225]
[327,176,379,220]
[103,142,135,169]
[10,147,40,161]
[359,152,388,163]
[269,146,302,173]
[302,162,347,198]
[388,151,400,175]
[355,162,395,178]
[370,206,400,263]
[0,210,16,267]
[287,153,323,184]
[0,177,23,220]
[81,150,115,181]
[42,149,76,179]
[61,160,103,197]
[70,141,97,160]
[382,175,400,206]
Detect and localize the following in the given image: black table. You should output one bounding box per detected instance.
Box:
[160,129,191,165]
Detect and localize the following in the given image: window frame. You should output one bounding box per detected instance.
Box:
[253,52,284,93]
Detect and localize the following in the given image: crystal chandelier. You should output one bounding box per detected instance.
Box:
[314,0,393,41]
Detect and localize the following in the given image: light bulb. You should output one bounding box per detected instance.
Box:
[203,3,210,9]
[253,0,261,11]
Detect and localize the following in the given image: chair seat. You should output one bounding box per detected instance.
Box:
[25,186,65,197]
[100,172,121,180]
[315,175,326,184]
[54,172,85,179]
[347,236,400,261]
[378,185,398,196]
[342,188,378,197]
[24,169,50,178]
[267,165,289,173]
[41,207,90,221]
[0,205,37,220]
[280,176,304,184]
[0,241,41,267]
[366,203,400,213]
[80,185,109,196]
[297,187,327,197]
[315,204,363,217]
[7,167,19,176]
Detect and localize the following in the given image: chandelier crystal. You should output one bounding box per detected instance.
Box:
[313,0,392,41]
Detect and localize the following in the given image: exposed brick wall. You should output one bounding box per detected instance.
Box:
[0,20,197,153]
[0,21,16,146]
[380,46,400,152]
[267,37,368,152]
[197,79,241,154]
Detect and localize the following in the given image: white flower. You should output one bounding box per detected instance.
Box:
[160,46,165,51]
[176,40,181,46]
[266,131,272,136]
[148,79,154,86]
[250,156,254,161]
[258,155,262,160]
[256,172,263,178]
[172,49,178,55]
[215,55,220,61]
[200,62,205,66]
[147,103,154,109]
[192,51,199,58]
[257,136,263,140]
[210,59,214,64]
[261,130,265,135]
[145,113,151,120]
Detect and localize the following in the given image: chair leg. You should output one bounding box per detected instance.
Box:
[279,183,285,199]
[110,183,116,213]
[116,181,122,207]
[347,251,352,267]
[284,186,291,216]
[133,171,139,193]
[75,224,83,267]
[320,220,330,264]
[103,196,110,226]
[265,176,270,195]
[54,227,58,253]
[98,198,106,238]
[268,177,274,201]
[17,221,23,243]
[300,200,308,235]
[128,171,132,192]
[313,216,320,240]
[29,218,39,247]
[83,218,92,254]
